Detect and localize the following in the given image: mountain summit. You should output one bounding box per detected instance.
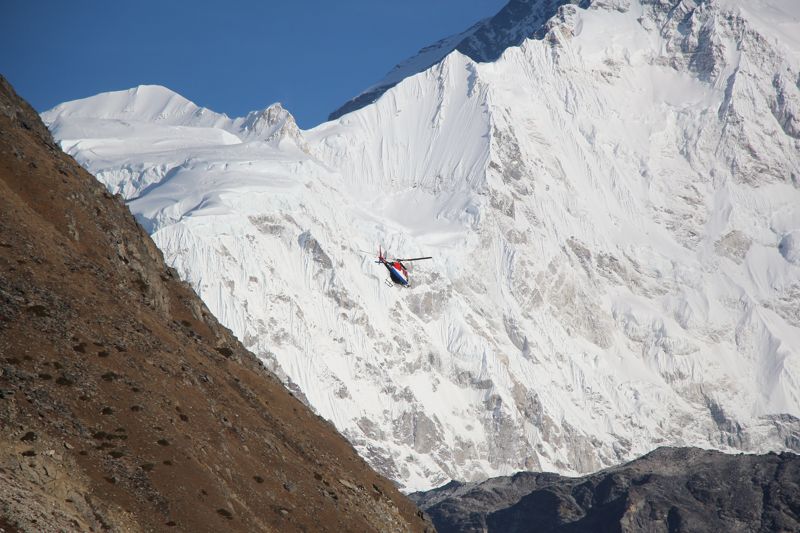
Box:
[43,0,800,492]
[44,84,231,127]
[329,0,631,120]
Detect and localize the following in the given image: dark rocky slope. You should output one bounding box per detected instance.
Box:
[411,447,800,533]
[0,75,433,532]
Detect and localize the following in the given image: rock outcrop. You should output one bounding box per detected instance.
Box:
[412,447,800,533]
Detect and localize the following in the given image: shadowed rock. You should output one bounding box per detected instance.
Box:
[411,447,800,533]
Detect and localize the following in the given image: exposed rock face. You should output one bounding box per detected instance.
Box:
[411,447,800,533]
[0,76,432,532]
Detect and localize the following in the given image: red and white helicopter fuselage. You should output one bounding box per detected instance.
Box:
[375,247,431,287]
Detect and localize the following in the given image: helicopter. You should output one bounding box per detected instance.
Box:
[372,246,432,287]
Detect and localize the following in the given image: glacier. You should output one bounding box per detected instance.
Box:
[43,0,800,491]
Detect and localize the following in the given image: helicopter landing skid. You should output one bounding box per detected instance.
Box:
[384,278,394,287]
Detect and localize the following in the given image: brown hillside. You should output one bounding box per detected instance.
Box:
[0,75,433,533]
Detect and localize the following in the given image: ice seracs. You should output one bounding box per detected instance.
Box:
[43,0,800,491]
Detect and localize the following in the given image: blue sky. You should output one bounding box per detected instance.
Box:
[1,1,506,128]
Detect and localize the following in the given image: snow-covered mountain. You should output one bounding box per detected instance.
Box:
[43,0,800,491]
[330,0,589,120]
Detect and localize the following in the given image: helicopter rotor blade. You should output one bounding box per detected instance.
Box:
[394,256,433,262]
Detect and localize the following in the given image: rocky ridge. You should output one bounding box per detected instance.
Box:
[411,447,800,533]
